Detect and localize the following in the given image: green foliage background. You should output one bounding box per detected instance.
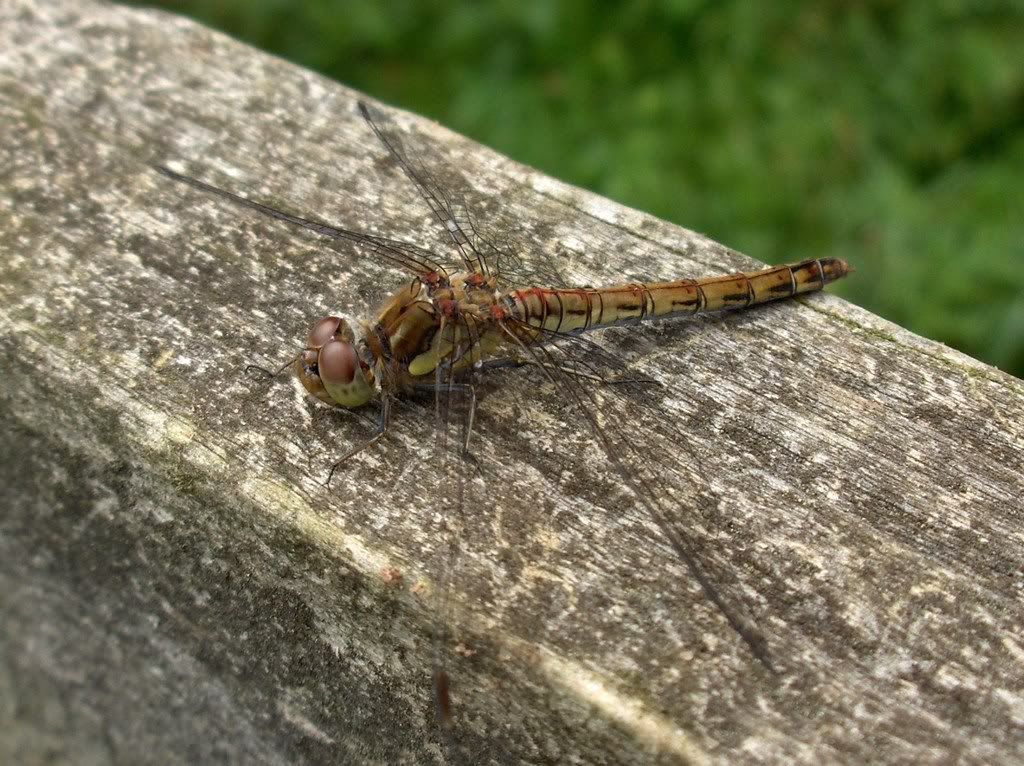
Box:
[144,1,1024,377]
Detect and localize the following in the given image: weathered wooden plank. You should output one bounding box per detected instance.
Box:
[1,2,1022,764]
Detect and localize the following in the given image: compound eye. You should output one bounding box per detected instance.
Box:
[307,316,343,349]
[318,339,358,386]
[317,339,374,408]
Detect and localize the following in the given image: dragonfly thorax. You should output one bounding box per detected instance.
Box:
[294,315,376,408]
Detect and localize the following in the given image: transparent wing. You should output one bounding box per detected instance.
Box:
[359,101,493,277]
[496,316,775,668]
[154,165,453,281]
[358,101,575,289]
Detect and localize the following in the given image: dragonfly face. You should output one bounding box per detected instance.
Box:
[295,315,376,408]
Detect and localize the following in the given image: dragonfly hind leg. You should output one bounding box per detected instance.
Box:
[411,381,480,459]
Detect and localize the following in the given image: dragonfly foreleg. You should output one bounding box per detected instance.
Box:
[244,354,299,379]
[324,397,392,486]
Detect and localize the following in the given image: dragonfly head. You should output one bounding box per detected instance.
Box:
[295,316,376,408]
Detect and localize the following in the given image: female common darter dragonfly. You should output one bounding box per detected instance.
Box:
[156,100,851,726]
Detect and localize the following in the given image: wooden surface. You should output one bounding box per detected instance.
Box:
[2,2,1023,764]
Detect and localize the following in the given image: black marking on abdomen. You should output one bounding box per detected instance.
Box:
[671,297,700,308]
[720,292,749,303]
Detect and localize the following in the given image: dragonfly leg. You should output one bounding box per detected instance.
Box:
[245,354,298,379]
[411,381,480,457]
[462,382,477,457]
[324,398,392,486]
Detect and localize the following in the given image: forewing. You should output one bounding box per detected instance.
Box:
[358,101,576,289]
[154,165,451,281]
[359,101,492,276]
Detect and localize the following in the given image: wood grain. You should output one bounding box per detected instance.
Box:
[1,3,1022,764]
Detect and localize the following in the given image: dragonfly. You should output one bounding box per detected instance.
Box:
[155,99,851,728]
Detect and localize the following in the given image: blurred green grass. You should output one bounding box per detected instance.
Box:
[142,1,1024,377]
